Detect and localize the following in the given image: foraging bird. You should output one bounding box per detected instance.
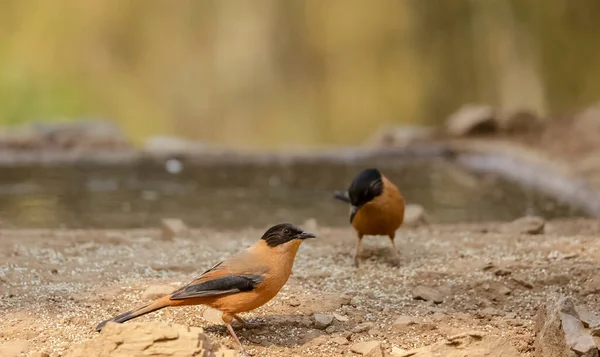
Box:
[334,168,405,266]
[95,223,316,356]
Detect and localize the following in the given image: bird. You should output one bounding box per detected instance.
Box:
[95,223,316,356]
[334,168,405,266]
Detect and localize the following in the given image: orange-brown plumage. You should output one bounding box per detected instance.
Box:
[335,168,405,266]
[95,224,314,356]
[351,175,405,237]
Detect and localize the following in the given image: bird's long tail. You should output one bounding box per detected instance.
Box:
[95,296,171,332]
[333,190,351,204]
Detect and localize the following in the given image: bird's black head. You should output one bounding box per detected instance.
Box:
[348,168,384,209]
[261,223,316,247]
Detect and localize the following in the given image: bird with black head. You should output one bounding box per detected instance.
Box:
[95,223,315,356]
[334,168,405,266]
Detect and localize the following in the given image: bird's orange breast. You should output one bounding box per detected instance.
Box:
[352,177,405,236]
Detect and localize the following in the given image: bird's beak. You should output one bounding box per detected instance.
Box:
[350,206,358,223]
[297,231,316,239]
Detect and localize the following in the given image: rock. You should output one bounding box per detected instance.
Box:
[395,335,519,357]
[446,104,497,137]
[496,284,513,296]
[366,124,437,147]
[501,216,545,235]
[431,312,447,321]
[288,298,301,307]
[392,316,417,329]
[582,276,600,296]
[403,204,428,227]
[511,275,534,289]
[479,307,501,317]
[500,109,543,134]
[331,336,349,345]
[447,330,486,341]
[0,120,131,151]
[141,285,174,300]
[332,313,349,322]
[0,340,29,357]
[534,295,598,357]
[541,274,571,286]
[161,218,189,240]
[64,321,217,357]
[350,341,382,357]
[412,286,444,304]
[351,322,375,333]
[493,268,512,277]
[325,325,338,334]
[313,314,333,329]
[203,307,225,324]
[575,306,600,328]
[391,346,413,357]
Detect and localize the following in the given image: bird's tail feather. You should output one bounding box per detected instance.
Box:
[333,190,351,204]
[95,297,170,332]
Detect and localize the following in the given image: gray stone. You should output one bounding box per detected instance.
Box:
[313,314,333,329]
[511,275,534,289]
[141,285,174,300]
[350,341,382,357]
[502,216,545,235]
[392,316,417,329]
[351,322,375,333]
[534,295,598,357]
[412,286,444,304]
[446,104,497,137]
[403,204,428,227]
[331,336,349,345]
[63,321,218,357]
[161,218,190,240]
[576,306,600,328]
[500,109,543,134]
[332,313,349,322]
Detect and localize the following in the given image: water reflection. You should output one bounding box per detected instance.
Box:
[0,158,589,229]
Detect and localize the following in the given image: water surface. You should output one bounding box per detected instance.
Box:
[0,157,589,229]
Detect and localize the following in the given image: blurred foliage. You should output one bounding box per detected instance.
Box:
[0,0,599,149]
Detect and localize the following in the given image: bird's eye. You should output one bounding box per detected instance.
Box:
[283,228,290,235]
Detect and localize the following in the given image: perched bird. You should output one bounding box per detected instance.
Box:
[95,223,316,356]
[334,168,405,266]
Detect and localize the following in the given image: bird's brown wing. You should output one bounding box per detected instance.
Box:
[170,274,264,300]
[169,249,269,300]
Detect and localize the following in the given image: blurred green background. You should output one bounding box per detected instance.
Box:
[1,0,599,149]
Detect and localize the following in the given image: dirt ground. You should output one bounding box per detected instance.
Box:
[2,219,600,356]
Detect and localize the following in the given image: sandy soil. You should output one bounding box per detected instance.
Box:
[2,219,600,356]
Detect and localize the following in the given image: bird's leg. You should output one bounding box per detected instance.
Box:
[222,313,250,356]
[388,233,401,266]
[354,233,363,267]
[226,323,250,357]
[233,313,249,326]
